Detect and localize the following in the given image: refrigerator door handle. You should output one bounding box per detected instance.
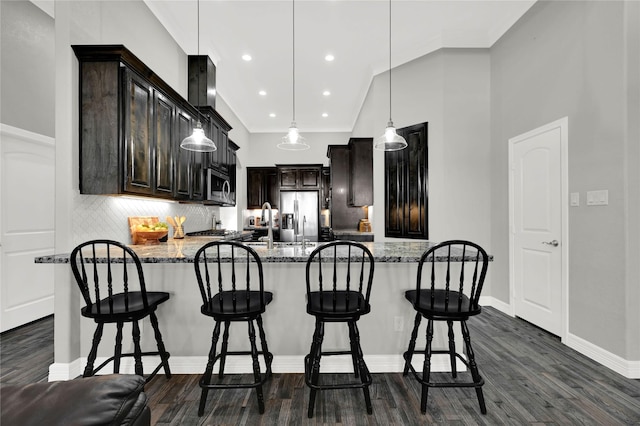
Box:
[294,199,299,235]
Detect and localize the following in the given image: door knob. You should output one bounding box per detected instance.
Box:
[542,240,559,247]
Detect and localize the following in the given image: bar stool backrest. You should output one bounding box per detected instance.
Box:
[193,241,266,314]
[70,239,148,315]
[415,240,489,314]
[305,241,375,313]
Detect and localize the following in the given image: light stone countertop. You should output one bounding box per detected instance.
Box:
[34,238,490,264]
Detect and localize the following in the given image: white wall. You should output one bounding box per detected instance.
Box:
[490,0,640,366]
[355,49,492,249]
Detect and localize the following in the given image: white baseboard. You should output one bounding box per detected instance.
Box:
[49,298,640,381]
[565,333,640,379]
[479,296,513,316]
[47,354,464,381]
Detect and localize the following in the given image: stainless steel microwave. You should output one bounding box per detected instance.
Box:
[207,168,230,204]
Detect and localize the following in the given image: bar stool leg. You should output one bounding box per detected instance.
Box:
[403,313,422,376]
[307,319,325,418]
[218,321,230,378]
[350,321,372,414]
[149,311,171,378]
[348,321,360,378]
[256,315,272,376]
[420,319,434,414]
[84,323,104,377]
[447,320,457,378]
[113,322,123,374]
[461,321,486,414]
[248,319,265,414]
[199,320,221,417]
[132,320,144,376]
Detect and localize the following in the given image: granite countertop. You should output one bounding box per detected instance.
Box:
[333,229,374,236]
[34,239,490,264]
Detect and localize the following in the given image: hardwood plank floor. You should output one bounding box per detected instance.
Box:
[2,308,639,425]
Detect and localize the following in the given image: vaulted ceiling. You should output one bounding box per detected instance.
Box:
[37,0,537,134]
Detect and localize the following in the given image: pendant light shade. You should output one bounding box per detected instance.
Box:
[181,0,216,153]
[278,122,309,150]
[374,120,407,151]
[180,120,216,152]
[278,0,309,151]
[375,0,407,152]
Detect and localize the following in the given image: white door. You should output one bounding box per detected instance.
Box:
[509,118,568,337]
[0,125,55,332]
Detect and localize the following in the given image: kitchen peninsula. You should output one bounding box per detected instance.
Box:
[36,238,490,379]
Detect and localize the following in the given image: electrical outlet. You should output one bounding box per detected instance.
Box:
[394,316,403,332]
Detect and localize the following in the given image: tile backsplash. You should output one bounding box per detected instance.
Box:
[72,192,220,245]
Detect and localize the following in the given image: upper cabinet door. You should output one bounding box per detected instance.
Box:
[174,107,194,199]
[123,69,153,195]
[348,138,373,206]
[154,91,175,197]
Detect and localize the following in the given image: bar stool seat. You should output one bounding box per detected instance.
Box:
[193,241,273,416]
[70,239,172,382]
[303,241,375,418]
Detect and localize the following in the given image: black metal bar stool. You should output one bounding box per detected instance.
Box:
[403,240,489,414]
[193,241,273,416]
[69,239,171,383]
[304,241,375,418]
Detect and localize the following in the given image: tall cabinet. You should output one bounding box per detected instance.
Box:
[385,122,429,239]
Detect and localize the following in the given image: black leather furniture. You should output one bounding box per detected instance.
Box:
[0,374,150,426]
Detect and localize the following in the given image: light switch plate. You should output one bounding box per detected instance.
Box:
[586,190,608,206]
[570,192,579,206]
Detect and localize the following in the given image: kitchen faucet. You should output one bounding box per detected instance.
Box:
[261,201,274,249]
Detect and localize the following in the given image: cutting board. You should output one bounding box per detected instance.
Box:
[128,216,159,245]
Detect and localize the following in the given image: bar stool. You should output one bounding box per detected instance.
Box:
[304,241,375,418]
[403,240,489,414]
[69,239,171,382]
[193,241,273,416]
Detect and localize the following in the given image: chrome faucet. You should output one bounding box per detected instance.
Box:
[261,202,274,249]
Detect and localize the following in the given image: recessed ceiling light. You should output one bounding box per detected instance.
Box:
[322,113,328,118]
[325,54,334,62]
[242,54,252,61]
[259,90,267,96]
[269,113,276,118]
[323,90,331,96]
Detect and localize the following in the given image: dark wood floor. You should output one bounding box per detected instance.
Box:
[2,308,639,425]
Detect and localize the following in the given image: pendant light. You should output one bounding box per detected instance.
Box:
[181,0,216,152]
[278,0,309,151]
[374,0,407,151]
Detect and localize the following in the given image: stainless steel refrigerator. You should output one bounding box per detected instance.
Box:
[279,191,319,242]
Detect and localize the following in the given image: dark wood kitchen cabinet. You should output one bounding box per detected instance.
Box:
[73,44,230,203]
[200,106,232,174]
[247,167,278,209]
[226,140,239,206]
[348,137,373,206]
[321,167,331,209]
[277,165,322,190]
[385,122,428,239]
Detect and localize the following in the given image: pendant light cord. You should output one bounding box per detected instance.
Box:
[388,0,392,123]
[292,0,296,123]
[197,0,200,111]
